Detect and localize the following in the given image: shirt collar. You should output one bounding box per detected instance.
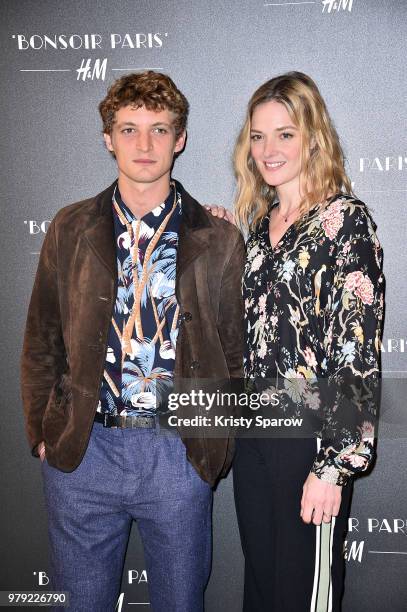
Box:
[113,182,177,231]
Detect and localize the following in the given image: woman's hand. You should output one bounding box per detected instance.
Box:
[301,472,342,525]
[203,205,236,226]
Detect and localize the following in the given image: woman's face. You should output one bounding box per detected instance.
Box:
[250,100,302,193]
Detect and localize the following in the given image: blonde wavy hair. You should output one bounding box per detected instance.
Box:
[234,71,353,229]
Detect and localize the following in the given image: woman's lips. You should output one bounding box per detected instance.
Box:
[264,161,286,170]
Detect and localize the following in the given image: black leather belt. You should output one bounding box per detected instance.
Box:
[94,411,156,429]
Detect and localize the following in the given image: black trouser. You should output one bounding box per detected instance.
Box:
[233,436,353,612]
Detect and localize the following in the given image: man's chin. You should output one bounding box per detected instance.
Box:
[120,168,171,186]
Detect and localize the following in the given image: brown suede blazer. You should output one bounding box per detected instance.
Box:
[21,181,245,486]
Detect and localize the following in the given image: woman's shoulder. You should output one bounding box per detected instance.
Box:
[320,193,378,238]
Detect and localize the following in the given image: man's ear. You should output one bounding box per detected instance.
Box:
[104,132,114,153]
[174,130,187,154]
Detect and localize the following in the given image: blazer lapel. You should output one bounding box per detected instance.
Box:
[82,180,212,287]
[83,183,116,278]
[176,183,214,285]
[176,225,212,280]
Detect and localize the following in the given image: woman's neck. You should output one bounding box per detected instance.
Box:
[275,187,301,216]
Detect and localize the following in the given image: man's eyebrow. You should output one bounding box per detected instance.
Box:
[151,122,174,128]
[116,121,174,128]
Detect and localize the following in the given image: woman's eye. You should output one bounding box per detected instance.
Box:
[250,134,262,141]
[281,132,293,139]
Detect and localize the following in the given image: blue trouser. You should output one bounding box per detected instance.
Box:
[41,422,213,612]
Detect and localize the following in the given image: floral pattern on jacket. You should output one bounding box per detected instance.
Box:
[243,194,384,486]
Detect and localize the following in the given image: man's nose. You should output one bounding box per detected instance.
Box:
[136,131,152,152]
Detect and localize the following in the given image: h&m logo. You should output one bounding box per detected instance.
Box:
[343,540,364,562]
[76,58,107,81]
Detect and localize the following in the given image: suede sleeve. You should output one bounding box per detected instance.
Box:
[20,216,66,455]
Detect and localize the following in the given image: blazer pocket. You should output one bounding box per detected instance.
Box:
[42,376,72,444]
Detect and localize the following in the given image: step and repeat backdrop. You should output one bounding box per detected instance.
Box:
[1,1,406,610]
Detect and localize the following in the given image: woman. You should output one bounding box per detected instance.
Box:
[207,72,384,611]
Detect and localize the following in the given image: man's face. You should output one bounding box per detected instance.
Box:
[104,105,185,188]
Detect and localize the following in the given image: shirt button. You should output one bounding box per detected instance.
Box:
[183,311,193,322]
[190,360,200,370]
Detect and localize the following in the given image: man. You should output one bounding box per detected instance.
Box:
[21,71,244,611]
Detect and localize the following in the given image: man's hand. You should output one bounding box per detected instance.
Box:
[301,472,342,525]
[38,441,46,463]
[203,205,236,225]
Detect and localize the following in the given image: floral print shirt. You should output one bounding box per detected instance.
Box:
[243,194,385,486]
[97,182,181,417]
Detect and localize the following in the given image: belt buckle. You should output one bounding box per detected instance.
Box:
[132,415,146,428]
[103,413,109,428]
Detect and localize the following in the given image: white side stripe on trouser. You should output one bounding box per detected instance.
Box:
[310,438,335,612]
[328,516,336,611]
[310,521,321,611]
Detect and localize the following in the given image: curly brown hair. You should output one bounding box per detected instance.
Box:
[99,71,189,137]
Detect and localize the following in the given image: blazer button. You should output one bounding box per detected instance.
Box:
[190,360,200,370]
[183,311,193,322]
